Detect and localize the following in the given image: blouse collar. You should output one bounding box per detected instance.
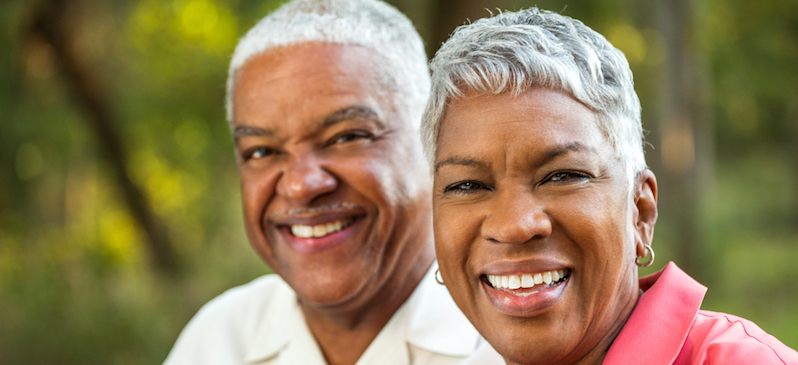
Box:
[603,262,707,365]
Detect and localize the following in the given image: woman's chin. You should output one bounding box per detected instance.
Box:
[473,276,585,365]
[492,339,574,365]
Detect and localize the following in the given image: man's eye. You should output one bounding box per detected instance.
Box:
[330,131,373,145]
[443,181,488,194]
[546,171,590,184]
[243,147,276,161]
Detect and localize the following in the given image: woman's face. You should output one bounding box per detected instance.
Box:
[433,88,656,365]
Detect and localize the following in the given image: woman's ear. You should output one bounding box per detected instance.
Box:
[634,169,658,257]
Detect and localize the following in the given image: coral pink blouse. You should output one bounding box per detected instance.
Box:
[604,262,798,364]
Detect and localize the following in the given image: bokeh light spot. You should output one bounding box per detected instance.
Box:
[609,23,647,66]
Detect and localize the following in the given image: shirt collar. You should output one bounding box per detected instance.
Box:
[245,279,320,364]
[405,262,482,357]
[603,262,707,365]
[244,262,482,364]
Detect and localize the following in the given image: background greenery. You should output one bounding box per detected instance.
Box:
[1,0,796,363]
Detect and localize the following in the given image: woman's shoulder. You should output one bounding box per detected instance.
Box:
[675,310,798,365]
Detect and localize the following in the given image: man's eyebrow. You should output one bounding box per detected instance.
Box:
[233,106,383,141]
[233,125,272,140]
[320,105,384,128]
[435,156,488,173]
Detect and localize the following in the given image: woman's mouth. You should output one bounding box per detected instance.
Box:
[481,268,571,316]
[484,269,571,296]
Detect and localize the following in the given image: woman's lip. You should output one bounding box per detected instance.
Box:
[478,258,571,317]
[480,258,571,276]
[482,275,569,317]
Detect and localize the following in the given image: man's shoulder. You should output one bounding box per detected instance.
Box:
[677,310,798,365]
[197,274,290,317]
[163,274,294,365]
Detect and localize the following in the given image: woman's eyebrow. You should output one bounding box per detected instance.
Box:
[435,156,488,173]
[544,142,597,160]
[434,142,598,173]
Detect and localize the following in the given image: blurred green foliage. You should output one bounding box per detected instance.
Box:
[1,0,796,363]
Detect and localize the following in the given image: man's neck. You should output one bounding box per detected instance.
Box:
[300,248,435,365]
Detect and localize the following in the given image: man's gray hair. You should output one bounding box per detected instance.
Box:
[226,0,429,129]
[421,8,646,184]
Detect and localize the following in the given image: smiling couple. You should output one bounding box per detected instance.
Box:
[163,1,798,365]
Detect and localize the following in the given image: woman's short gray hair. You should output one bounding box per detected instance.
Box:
[226,0,429,129]
[421,8,646,184]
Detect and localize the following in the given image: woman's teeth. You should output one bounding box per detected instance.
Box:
[290,217,354,238]
[487,269,569,290]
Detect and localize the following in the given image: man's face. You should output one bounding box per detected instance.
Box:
[231,42,432,311]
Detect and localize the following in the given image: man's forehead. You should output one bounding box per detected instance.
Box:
[231,42,402,130]
[237,42,381,81]
[233,43,387,101]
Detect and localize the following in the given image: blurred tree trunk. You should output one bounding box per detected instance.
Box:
[793,97,798,230]
[30,0,179,275]
[427,0,511,57]
[655,0,714,282]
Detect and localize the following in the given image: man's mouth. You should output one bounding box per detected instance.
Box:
[289,217,356,238]
[484,269,571,297]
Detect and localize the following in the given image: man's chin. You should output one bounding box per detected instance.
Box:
[290,272,374,311]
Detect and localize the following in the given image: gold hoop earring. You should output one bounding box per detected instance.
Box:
[435,269,445,285]
[636,243,655,268]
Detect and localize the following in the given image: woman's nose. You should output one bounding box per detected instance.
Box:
[276,156,338,205]
[481,194,552,244]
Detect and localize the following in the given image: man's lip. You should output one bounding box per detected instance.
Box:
[277,215,364,254]
[267,204,368,255]
[271,210,364,227]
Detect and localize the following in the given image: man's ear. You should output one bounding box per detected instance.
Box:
[633,169,658,258]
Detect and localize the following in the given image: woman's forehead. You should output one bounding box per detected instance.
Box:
[437,89,607,157]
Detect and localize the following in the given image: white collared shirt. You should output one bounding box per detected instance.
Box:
[163,263,503,365]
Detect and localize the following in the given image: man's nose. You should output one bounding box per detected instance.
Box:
[276,155,338,205]
[481,192,552,244]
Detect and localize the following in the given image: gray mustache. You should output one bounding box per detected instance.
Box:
[270,202,361,220]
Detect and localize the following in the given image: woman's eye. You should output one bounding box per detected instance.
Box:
[443,181,488,194]
[546,171,590,184]
[243,147,276,161]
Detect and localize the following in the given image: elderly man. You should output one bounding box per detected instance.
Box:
[163,1,500,365]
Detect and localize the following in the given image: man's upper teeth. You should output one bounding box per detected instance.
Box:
[290,218,353,238]
[487,269,568,289]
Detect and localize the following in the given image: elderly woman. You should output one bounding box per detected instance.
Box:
[422,8,798,365]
